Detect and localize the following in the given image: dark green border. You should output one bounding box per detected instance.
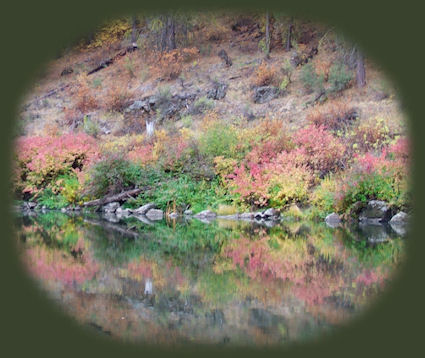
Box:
[1,0,423,357]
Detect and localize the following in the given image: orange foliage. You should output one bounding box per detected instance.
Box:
[74,75,98,112]
[152,47,199,81]
[306,99,357,130]
[103,83,132,112]
[252,63,280,87]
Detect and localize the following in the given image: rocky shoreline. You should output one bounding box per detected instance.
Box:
[15,198,410,235]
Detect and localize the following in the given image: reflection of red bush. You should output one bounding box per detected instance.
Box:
[25,246,98,286]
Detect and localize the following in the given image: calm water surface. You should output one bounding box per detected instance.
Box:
[15,212,405,346]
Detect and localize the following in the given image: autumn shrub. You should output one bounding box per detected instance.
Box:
[81,153,142,198]
[252,63,280,87]
[306,99,357,131]
[13,133,99,199]
[104,84,132,112]
[155,47,199,81]
[334,137,410,212]
[349,117,393,152]
[74,75,98,112]
[293,124,346,176]
[128,143,156,166]
[84,18,131,49]
[267,161,313,207]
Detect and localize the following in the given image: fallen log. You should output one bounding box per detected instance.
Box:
[87,44,138,75]
[83,188,143,207]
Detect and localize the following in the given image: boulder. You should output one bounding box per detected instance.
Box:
[325,213,341,228]
[133,203,156,215]
[359,200,393,223]
[194,210,217,218]
[253,86,280,104]
[389,211,409,236]
[102,202,120,213]
[389,211,409,225]
[145,209,164,220]
[263,208,280,220]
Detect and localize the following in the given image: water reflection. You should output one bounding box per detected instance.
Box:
[15,212,405,346]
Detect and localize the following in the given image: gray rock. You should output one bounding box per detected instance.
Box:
[102,202,120,213]
[26,202,37,210]
[134,203,156,215]
[325,213,341,228]
[253,86,280,104]
[389,211,409,225]
[126,100,150,113]
[359,200,393,223]
[207,82,228,100]
[254,211,264,219]
[389,211,409,236]
[168,212,179,219]
[133,215,154,225]
[240,212,255,219]
[263,208,280,220]
[145,209,164,220]
[60,207,67,213]
[116,207,131,217]
[194,210,217,218]
[184,209,193,216]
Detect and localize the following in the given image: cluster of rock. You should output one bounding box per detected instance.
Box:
[325,200,410,236]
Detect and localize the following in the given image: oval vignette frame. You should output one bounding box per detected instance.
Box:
[0,1,422,358]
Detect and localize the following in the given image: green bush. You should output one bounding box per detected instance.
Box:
[37,188,68,209]
[300,63,324,93]
[83,115,100,138]
[136,175,232,213]
[198,122,238,159]
[191,96,215,115]
[328,62,352,92]
[83,155,142,198]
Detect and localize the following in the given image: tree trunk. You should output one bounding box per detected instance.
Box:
[286,17,294,51]
[131,15,138,44]
[265,11,270,58]
[161,15,176,51]
[356,49,366,87]
[83,188,143,207]
[146,119,155,138]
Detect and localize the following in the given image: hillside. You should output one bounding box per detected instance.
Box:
[14,12,410,221]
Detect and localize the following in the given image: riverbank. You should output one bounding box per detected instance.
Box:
[13,14,410,226]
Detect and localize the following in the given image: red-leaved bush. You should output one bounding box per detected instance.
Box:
[293,124,346,175]
[14,133,99,197]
